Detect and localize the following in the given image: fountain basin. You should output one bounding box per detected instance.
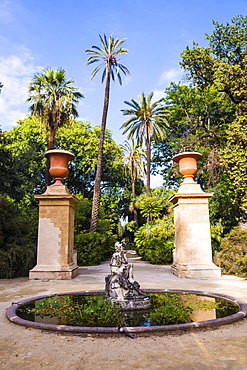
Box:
[6,289,247,334]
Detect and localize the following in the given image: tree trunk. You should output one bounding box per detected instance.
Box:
[239,209,247,230]
[146,125,151,195]
[131,177,138,226]
[146,125,151,222]
[45,127,56,187]
[90,64,111,232]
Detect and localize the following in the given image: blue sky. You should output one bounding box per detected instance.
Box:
[0,0,246,186]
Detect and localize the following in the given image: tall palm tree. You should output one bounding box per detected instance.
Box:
[121,92,168,195]
[27,68,84,186]
[86,34,130,232]
[121,140,145,225]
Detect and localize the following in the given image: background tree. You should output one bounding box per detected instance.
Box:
[86,34,129,232]
[121,139,145,225]
[121,92,168,195]
[179,15,247,227]
[0,116,127,274]
[27,68,84,186]
[4,118,124,200]
[152,83,235,189]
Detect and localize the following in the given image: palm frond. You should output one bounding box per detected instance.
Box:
[86,34,129,84]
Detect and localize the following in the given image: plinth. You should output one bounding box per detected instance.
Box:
[29,185,79,280]
[170,150,221,279]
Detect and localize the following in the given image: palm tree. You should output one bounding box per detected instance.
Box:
[86,34,130,232]
[27,68,84,186]
[121,92,168,195]
[121,140,145,225]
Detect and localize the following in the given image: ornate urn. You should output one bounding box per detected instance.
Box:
[45,149,74,186]
[173,152,202,185]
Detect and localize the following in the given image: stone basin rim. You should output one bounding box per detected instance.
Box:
[6,289,247,334]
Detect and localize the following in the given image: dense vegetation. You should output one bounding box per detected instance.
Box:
[1,17,247,278]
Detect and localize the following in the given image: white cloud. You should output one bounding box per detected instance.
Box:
[0,0,13,23]
[152,89,165,102]
[0,49,43,131]
[159,67,183,86]
[151,173,164,188]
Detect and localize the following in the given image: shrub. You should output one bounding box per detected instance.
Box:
[25,294,122,327]
[218,226,247,277]
[0,195,37,278]
[211,221,224,255]
[145,294,193,325]
[75,232,116,266]
[134,215,174,264]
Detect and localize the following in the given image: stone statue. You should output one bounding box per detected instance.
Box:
[105,242,150,309]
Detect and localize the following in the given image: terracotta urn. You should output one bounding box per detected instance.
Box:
[173,152,202,184]
[45,150,75,186]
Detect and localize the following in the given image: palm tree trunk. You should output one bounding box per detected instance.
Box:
[90,63,111,232]
[131,177,138,226]
[146,125,152,222]
[45,127,56,187]
[146,126,151,195]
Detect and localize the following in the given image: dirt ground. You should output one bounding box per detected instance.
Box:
[1,312,247,369]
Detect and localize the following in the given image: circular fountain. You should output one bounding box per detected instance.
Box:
[6,243,247,334]
[6,289,247,334]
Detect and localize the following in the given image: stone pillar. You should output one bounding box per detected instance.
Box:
[169,152,221,279]
[29,185,79,280]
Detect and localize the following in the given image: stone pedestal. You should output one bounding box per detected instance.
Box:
[169,183,221,279]
[29,185,79,280]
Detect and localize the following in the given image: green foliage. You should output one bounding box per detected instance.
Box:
[134,215,174,264]
[0,195,37,278]
[178,15,247,218]
[152,83,235,189]
[86,34,130,85]
[27,294,122,327]
[121,92,168,194]
[3,118,124,198]
[125,220,138,233]
[23,293,221,327]
[145,294,193,325]
[218,227,247,277]
[135,194,163,220]
[210,221,224,255]
[74,197,92,234]
[152,15,247,232]
[219,117,247,212]
[134,188,174,221]
[57,121,124,196]
[74,193,125,239]
[3,117,47,195]
[75,232,115,266]
[27,68,84,131]
[0,136,35,201]
[209,177,240,233]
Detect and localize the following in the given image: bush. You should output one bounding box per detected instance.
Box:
[134,215,174,264]
[0,195,37,278]
[26,294,122,327]
[218,226,247,277]
[75,232,116,266]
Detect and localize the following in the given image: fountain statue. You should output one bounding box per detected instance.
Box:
[105,242,150,309]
